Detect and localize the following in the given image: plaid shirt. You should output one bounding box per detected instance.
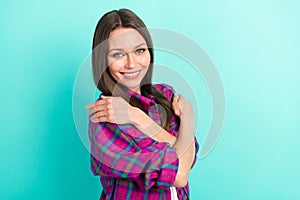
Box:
[88,83,199,200]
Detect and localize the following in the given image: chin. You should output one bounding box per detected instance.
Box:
[122,83,141,90]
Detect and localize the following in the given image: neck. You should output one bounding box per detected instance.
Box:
[132,87,141,95]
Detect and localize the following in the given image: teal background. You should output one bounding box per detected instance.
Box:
[1,0,299,199]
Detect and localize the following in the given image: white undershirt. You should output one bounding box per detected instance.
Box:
[170,186,179,200]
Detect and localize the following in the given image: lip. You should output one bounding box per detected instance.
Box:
[120,70,141,74]
[120,70,141,79]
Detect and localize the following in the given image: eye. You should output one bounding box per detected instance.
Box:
[111,52,124,58]
[136,48,146,54]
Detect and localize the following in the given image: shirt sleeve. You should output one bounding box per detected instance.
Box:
[88,119,179,190]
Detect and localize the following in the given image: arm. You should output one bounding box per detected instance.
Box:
[86,85,198,188]
[130,106,177,146]
[131,104,196,188]
[88,119,179,190]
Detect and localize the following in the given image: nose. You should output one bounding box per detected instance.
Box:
[125,52,137,69]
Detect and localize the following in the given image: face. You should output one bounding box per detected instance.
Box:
[107,28,151,94]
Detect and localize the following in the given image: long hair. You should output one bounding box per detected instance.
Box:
[92,8,174,130]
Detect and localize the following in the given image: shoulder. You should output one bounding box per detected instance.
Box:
[153,83,176,102]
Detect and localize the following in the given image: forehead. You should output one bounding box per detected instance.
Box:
[108,28,147,50]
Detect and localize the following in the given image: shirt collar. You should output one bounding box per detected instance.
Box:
[126,88,156,111]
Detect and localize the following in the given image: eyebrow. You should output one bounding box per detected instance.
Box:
[108,43,147,53]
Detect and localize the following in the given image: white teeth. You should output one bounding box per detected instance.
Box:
[124,71,139,77]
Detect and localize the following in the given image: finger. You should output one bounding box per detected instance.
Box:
[85,102,95,109]
[172,97,180,106]
[173,96,179,103]
[90,109,114,123]
[176,108,183,116]
[88,107,95,115]
[172,94,178,103]
[90,115,109,123]
[90,110,108,122]
[95,99,107,106]
[94,110,107,118]
[101,95,114,101]
[176,94,181,102]
[88,105,107,115]
[172,104,179,113]
[172,102,178,109]
[173,104,181,115]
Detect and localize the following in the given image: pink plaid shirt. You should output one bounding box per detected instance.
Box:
[88,83,199,199]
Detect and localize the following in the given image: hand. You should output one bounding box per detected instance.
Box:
[172,93,193,118]
[85,95,136,124]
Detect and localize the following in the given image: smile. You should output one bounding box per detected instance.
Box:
[121,70,141,79]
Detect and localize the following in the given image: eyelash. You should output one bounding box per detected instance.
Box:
[136,48,146,54]
[112,53,123,58]
[111,48,147,58]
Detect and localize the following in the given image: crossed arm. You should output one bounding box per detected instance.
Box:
[86,93,196,188]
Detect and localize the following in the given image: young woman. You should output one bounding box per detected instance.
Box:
[86,9,199,200]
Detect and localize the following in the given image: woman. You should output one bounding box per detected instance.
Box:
[86,8,199,200]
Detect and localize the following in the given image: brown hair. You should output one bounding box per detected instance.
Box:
[92,8,174,130]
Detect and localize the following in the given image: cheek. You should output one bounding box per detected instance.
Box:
[108,64,121,79]
[138,52,151,65]
[108,57,123,72]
